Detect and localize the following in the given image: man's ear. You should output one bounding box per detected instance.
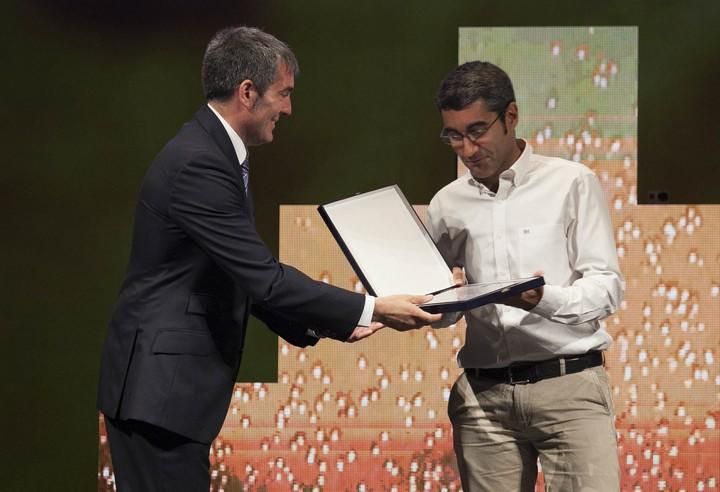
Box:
[237,79,258,109]
[505,101,519,131]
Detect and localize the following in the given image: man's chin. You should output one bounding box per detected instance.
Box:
[248,134,274,146]
[465,163,490,177]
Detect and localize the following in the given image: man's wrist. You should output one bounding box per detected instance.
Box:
[530,284,562,317]
[358,295,375,326]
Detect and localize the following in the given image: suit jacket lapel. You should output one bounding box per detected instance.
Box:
[246,185,256,223]
[193,105,252,214]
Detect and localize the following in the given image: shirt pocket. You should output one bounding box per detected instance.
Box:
[514,223,568,279]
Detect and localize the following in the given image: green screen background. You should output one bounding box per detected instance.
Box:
[1,1,719,489]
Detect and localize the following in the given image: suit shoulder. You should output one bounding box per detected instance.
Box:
[146,121,231,184]
[138,121,230,203]
[158,121,222,166]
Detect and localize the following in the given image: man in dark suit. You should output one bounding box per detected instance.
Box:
[97,26,440,491]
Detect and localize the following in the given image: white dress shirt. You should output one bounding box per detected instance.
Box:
[207,104,374,328]
[427,141,623,368]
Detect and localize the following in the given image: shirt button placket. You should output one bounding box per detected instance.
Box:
[493,200,509,278]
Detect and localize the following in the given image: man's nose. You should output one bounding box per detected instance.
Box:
[283,97,292,116]
[460,136,479,156]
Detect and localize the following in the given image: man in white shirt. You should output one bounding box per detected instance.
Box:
[427,61,623,491]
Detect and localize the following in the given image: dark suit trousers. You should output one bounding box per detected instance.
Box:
[106,417,211,492]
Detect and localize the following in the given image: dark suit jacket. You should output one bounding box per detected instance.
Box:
[97,105,365,443]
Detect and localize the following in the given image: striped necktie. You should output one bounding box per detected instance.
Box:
[240,159,250,194]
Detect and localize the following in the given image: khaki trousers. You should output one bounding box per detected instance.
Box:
[448,366,619,492]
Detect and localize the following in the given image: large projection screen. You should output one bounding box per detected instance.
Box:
[99,27,719,492]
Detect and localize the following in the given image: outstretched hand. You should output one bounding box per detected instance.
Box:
[373,294,441,331]
[346,322,385,342]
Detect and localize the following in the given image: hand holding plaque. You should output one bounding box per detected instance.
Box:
[319,185,544,314]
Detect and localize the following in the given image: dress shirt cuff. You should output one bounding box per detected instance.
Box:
[357,295,375,327]
[529,284,565,319]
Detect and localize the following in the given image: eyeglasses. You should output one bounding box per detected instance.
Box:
[439,110,505,147]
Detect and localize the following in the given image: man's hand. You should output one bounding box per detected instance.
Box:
[373,294,441,331]
[346,322,385,342]
[500,271,544,311]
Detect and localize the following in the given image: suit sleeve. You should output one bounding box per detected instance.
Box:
[168,154,363,341]
[250,304,320,348]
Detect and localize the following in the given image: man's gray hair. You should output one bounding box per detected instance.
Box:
[202,26,299,101]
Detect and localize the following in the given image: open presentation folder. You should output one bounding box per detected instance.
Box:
[318,185,545,314]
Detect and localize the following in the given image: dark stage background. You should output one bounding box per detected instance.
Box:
[1,1,719,490]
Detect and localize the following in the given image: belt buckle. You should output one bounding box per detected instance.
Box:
[506,367,532,385]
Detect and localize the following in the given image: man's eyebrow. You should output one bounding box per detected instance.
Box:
[443,120,491,133]
[466,120,492,130]
[441,126,461,134]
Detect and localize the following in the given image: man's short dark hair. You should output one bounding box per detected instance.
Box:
[202,26,299,101]
[435,61,515,113]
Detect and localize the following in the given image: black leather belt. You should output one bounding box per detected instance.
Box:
[467,351,604,384]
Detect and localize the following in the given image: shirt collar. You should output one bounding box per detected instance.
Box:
[505,139,534,185]
[466,139,535,193]
[207,103,248,165]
